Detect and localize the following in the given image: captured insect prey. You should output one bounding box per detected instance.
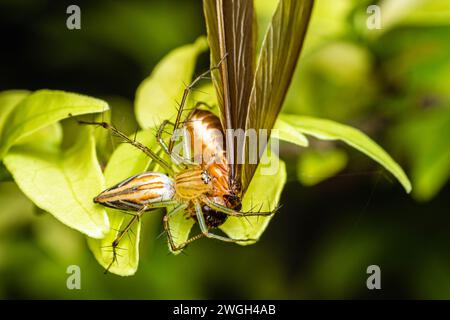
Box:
[81,0,314,273]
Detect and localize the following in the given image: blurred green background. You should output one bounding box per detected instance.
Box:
[0,0,449,299]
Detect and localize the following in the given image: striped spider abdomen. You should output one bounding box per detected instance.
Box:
[94,172,175,211]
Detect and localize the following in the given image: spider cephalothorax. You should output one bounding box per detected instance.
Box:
[174,168,213,200]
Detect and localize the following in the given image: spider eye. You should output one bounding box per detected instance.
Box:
[201,171,211,184]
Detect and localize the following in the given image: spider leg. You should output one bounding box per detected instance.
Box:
[78,120,173,175]
[156,120,196,167]
[162,203,194,252]
[169,54,227,152]
[193,200,258,244]
[201,196,277,217]
[103,200,178,274]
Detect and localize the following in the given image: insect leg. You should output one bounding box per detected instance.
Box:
[78,120,174,175]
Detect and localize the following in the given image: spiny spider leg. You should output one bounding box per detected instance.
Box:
[164,200,256,251]
[165,198,266,253]
[162,203,192,252]
[169,53,228,152]
[157,119,197,167]
[193,200,257,243]
[158,98,218,168]
[104,200,179,274]
[78,120,174,175]
[104,207,146,274]
[201,196,276,217]
[164,221,206,253]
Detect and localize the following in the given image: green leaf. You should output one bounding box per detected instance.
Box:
[381,0,450,30]
[279,114,412,193]
[297,149,348,186]
[392,109,450,201]
[0,162,12,182]
[17,122,63,153]
[3,127,109,238]
[135,37,208,129]
[0,181,35,234]
[0,90,30,134]
[0,89,109,158]
[88,129,158,276]
[273,117,309,147]
[220,151,287,243]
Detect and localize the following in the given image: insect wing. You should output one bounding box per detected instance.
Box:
[203,0,257,188]
[242,0,314,191]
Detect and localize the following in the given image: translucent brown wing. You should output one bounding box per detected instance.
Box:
[242,0,314,191]
[203,0,256,189]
